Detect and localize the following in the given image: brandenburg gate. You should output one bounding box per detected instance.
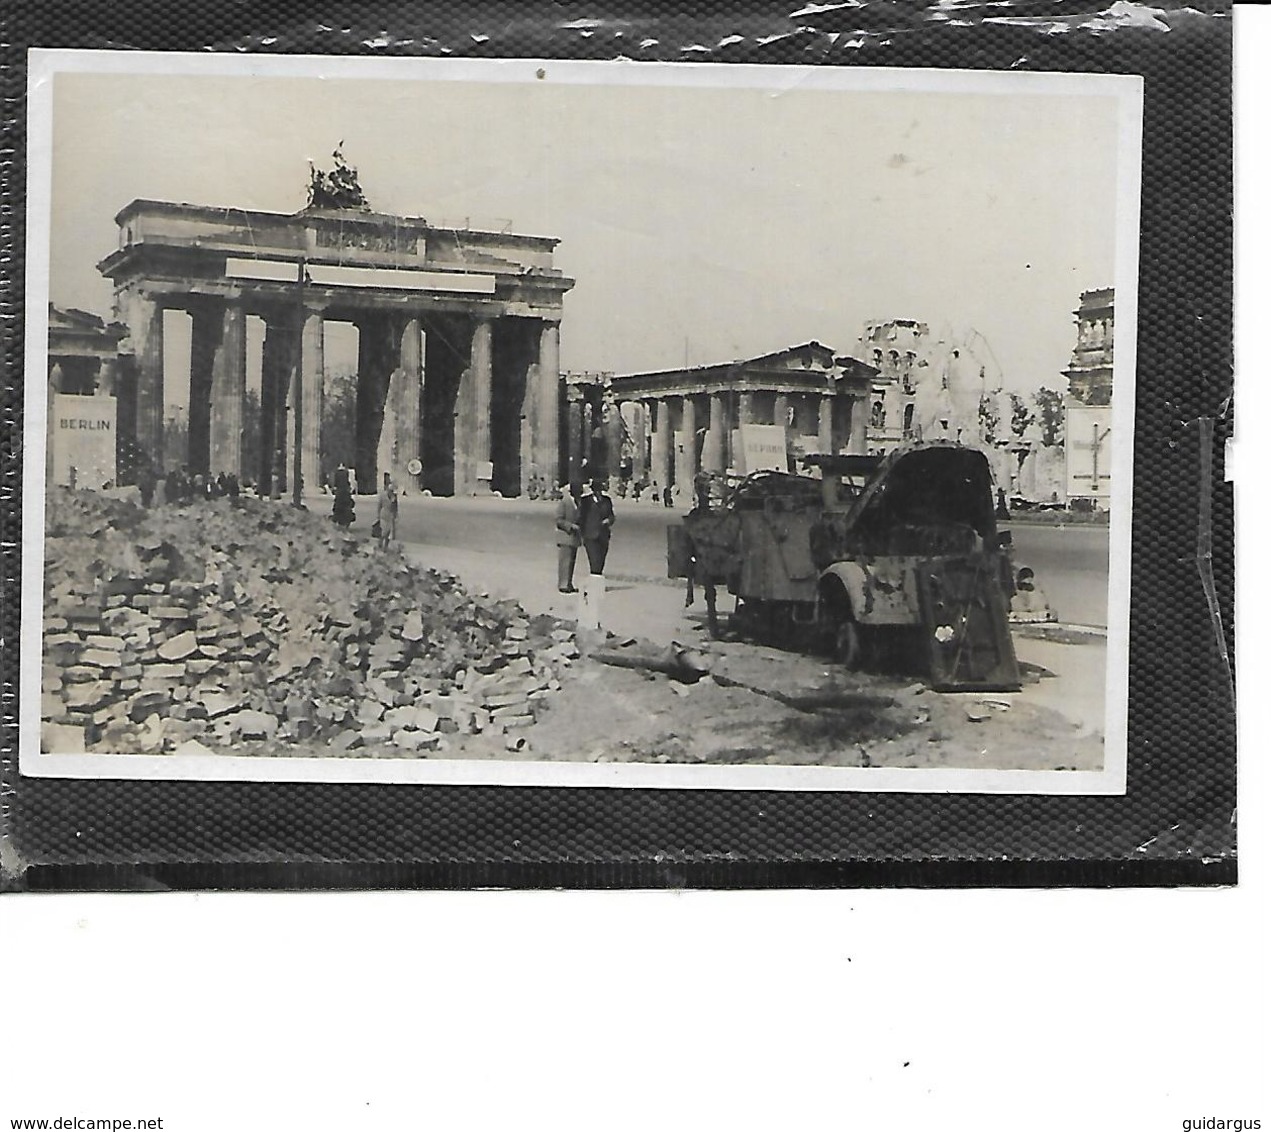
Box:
[99,198,574,496]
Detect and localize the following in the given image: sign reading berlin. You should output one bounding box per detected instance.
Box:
[52,394,116,490]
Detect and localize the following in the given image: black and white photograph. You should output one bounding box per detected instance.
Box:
[22,50,1140,791]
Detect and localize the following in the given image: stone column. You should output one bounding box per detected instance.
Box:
[581,397,595,471]
[452,316,492,494]
[395,316,423,491]
[738,391,756,426]
[566,385,584,491]
[773,392,790,429]
[123,292,165,469]
[456,317,494,494]
[534,322,561,492]
[631,401,648,484]
[650,400,669,495]
[847,395,868,454]
[604,391,624,483]
[704,391,726,474]
[209,300,246,478]
[299,308,324,495]
[261,316,296,494]
[676,395,697,498]
[818,394,834,455]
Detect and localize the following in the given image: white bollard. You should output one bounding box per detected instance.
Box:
[577,573,605,630]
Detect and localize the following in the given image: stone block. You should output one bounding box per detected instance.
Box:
[393,730,438,752]
[201,693,239,718]
[43,723,86,753]
[64,682,111,710]
[158,631,198,661]
[127,686,171,721]
[173,738,216,758]
[80,648,123,669]
[383,705,416,731]
[85,634,127,651]
[331,730,362,751]
[413,707,440,733]
[230,709,278,740]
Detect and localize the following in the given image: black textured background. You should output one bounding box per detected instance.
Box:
[0,1,1235,890]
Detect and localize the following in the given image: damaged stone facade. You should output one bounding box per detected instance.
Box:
[97,199,574,498]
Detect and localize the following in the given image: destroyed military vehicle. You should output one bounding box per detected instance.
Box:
[668,441,1021,691]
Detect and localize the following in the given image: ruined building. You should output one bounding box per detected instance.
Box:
[601,343,877,498]
[1062,287,1114,407]
[858,319,997,453]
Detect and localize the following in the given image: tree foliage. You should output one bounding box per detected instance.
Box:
[1032,386,1066,447]
[1009,392,1034,439]
[321,368,359,487]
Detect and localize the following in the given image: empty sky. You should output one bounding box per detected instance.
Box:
[46,61,1127,391]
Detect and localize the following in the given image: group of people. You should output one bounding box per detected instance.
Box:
[137,466,241,508]
[555,479,616,593]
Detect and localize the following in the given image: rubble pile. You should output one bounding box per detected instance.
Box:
[40,489,579,756]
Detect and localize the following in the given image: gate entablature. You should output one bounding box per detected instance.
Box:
[99,200,572,316]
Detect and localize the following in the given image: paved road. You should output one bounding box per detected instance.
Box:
[357,493,1111,628]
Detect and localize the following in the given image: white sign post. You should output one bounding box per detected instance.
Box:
[51,394,116,490]
[1065,404,1113,505]
[736,424,788,474]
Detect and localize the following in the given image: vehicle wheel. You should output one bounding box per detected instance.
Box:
[833,612,863,669]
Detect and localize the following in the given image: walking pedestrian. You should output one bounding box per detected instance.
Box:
[332,463,355,529]
[376,471,398,549]
[579,478,615,575]
[137,462,156,508]
[555,484,581,593]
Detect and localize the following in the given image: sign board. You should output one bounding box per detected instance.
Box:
[51,394,116,490]
[735,424,788,474]
[1065,404,1113,503]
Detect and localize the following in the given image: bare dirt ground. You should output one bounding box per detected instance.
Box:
[519,644,1103,770]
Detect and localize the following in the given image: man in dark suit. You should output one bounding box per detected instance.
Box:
[579,479,616,576]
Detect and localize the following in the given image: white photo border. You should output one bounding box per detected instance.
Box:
[20,49,1142,794]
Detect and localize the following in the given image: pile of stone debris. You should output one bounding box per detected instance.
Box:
[40,489,578,757]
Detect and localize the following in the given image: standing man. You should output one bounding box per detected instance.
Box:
[555,484,581,593]
[376,472,398,549]
[579,478,616,576]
